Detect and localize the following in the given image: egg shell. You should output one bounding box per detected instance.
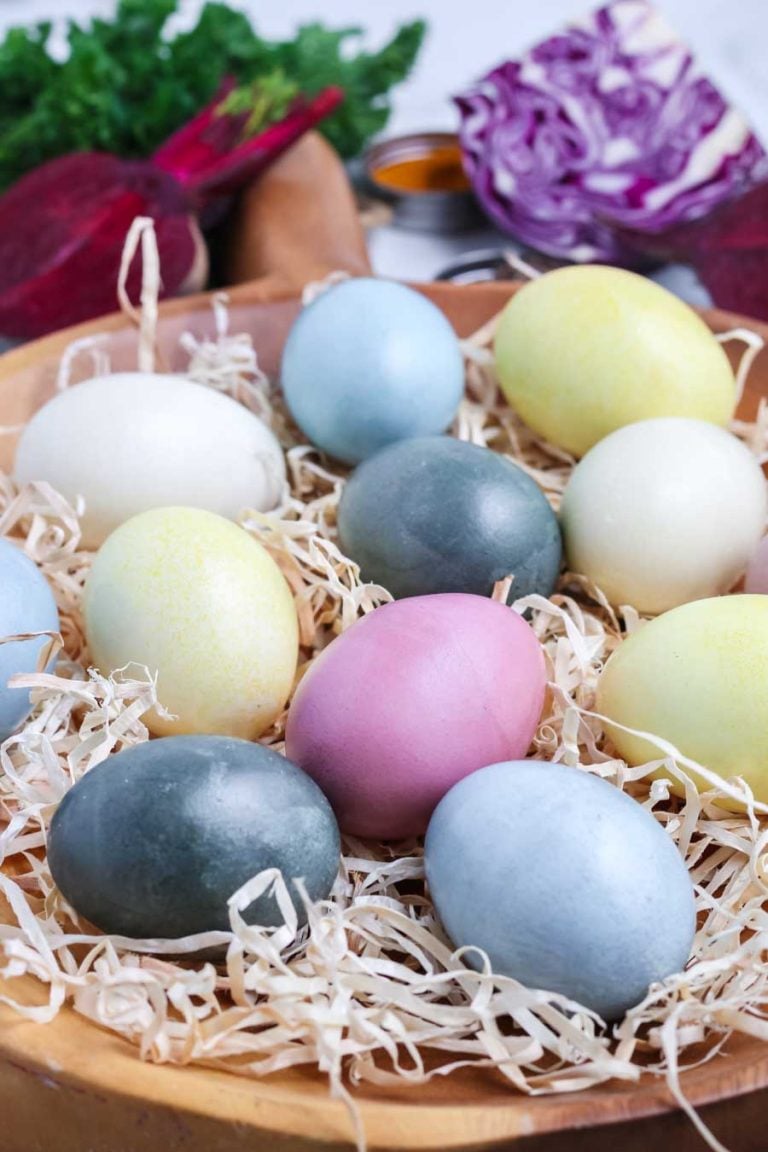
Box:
[83,507,298,739]
[281,278,464,464]
[285,594,546,839]
[560,417,767,614]
[744,535,768,594]
[425,760,695,1020]
[15,373,286,547]
[48,736,340,938]
[338,436,562,601]
[0,539,59,740]
[597,594,768,805]
[494,266,735,457]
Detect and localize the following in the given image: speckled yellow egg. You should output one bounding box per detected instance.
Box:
[494,266,736,457]
[597,595,768,804]
[83,507,298,738]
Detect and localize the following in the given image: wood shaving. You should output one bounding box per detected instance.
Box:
[0,275,765,1152]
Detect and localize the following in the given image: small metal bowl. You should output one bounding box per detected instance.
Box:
[363,132,483,235]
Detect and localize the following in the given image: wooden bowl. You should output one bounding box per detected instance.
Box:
[0,135,767,1152]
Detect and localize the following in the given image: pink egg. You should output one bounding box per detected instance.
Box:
[285,593,546,839]
[745,536,768,594]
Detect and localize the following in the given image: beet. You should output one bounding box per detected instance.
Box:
[0,154,199,340]
[621,180,768,321]
[0,85,342,339]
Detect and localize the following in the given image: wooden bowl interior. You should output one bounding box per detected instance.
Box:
[0,281,767,1152]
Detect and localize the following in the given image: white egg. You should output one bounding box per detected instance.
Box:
[560,417,767,614]
[15,373,285,547]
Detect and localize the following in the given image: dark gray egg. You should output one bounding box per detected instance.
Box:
[337,436,562,601]
[48,736,340,940]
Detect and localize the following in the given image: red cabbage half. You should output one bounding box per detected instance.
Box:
[455,0,767,263]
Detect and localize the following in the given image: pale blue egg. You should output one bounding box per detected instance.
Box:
[425,760,695,1020]
[0,539,59,740]
[281,278,464,464]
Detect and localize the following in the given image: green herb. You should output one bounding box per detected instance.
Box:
[216,71,301,141]
[0,0,426,190]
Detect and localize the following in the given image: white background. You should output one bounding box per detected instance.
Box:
[0,0,766,287]
[2,0,766,136]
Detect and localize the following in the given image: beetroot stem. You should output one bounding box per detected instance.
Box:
[152,84,344,207]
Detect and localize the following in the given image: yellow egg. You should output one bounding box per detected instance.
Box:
[597,595,768,804]
[84,507,298,738]
[494,266,736,457]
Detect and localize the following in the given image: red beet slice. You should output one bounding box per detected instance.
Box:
[0,85,343,339]
[0,154,200,340]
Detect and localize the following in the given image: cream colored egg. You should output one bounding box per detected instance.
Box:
[597,595,768,805]
[494,266,736,457]
[84,507,298,738]
[560,418,767,614]
[15,373,285,548]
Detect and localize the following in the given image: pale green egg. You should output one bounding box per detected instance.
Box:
[84,507,298,739]
[597,595,768,805]
[494,266,736,457]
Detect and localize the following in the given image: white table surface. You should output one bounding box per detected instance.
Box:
[0,0,766,294]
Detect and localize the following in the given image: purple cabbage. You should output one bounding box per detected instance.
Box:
[455,0,767,263]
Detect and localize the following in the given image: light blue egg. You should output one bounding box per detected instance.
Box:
[0,539,59,740]
[281,278,464,464]
[425,760,695,1020]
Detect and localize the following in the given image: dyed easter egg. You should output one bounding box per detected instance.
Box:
[84,507,298,738]
[15,373,285,548]
[281,278,464,464]
[0,539,59,740]
[560,418,766,614]
[338,436,562,601]
[494,266,735,456]
[285,594,546,839]
[744,536,768,593]
[48,736,340,938]
[597,595,768,804]
[425,760,695,1020]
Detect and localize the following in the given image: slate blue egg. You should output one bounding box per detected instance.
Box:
[425,760,696,1020]
[281,278,464,464]
[0,538,59,741]
[337,436,562,601]
[48,736,341,939]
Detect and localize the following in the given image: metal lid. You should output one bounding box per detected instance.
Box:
[436,248,565,284]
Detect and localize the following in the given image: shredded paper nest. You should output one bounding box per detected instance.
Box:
[1,247,768,1152]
